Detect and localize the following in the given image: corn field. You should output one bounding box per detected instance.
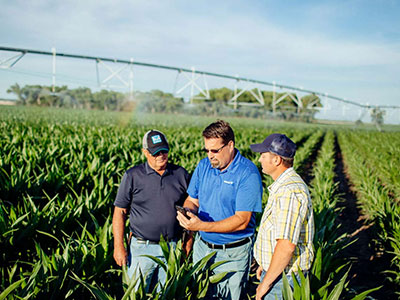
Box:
[1,106,399,299]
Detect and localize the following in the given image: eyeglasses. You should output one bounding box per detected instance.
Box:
[202,143,227,154]
[152,150,169,157]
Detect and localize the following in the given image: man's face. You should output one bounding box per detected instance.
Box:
[203,137,234,170]
[258,152,277,175]
[144,149,168,171]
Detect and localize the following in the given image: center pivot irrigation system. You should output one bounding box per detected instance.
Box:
[1,46,399,118]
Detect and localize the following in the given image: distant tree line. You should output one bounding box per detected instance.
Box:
[7,84,322,121]
[201,88,321,112]
[190,87,322,120]
[7,84,131,111]
[135,87,322,121]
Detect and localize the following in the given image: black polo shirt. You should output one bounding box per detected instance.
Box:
[114,162,189,242]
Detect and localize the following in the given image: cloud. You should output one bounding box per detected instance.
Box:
[2,1,399,69]
[0,0,399,112]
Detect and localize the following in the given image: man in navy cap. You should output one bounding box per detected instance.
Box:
[250,134,314,300]
[112,129,189,291]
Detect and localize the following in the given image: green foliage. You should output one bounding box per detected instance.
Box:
[0,106,398,299]
[136,90,184,114]
[6,83,324,121]
[193,87,323,121]
[201,87,233,103]
[68,238,227,299]
[277,131,381,299]
[143,238,228,299]
[281,270,380,300]
[338,130,400,291]
[6,84,131,111]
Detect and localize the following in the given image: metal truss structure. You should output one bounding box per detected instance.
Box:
[1,46,399,118]
[0,51,25,69]
[174,67,210,103]
[227,78,264,109]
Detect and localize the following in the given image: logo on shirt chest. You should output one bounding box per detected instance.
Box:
[223,180,234,185]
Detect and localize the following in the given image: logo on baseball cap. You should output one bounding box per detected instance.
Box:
[143,130,169,155]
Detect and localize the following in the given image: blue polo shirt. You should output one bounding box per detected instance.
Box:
[187,150,263,245]
[114,162,189,242]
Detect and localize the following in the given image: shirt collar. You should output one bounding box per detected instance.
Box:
[145,161,170,176]
[268,167,294,193]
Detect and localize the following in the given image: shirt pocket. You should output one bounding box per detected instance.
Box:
[260,206,274,231]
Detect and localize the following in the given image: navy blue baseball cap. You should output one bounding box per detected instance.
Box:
[250,133,296,158]
[143,130,169,155]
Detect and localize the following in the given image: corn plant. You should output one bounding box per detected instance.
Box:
[281,270,381,300]
[338,131,400,294]
[279,131,379,299]
[1,106,399,299]
[74,238,228,300]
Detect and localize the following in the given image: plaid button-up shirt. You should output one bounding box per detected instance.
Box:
[254,167,314,274]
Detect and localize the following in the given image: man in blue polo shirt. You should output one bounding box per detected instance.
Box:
[113,129,189,292]
[177,120,263,300]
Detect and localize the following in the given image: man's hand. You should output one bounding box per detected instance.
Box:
[256,265,263,280]
[256,277,272,300]
[177,211,204,231]
[256,265,271,299]
[113,245,128,266]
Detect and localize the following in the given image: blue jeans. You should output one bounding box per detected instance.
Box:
[127,237,176,292]
[260,270,302,300]
[193,236,253,300]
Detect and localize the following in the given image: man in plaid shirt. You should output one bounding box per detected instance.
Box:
[250,133,314,300]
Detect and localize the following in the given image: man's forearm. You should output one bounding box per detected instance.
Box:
[200,212,251,233]
[112,207,129,266]
[179,196,252,233]
[261,239,296,288]
[112,207,127,247]
[256,239,296,299]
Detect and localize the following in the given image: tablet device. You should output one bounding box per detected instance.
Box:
[175,205,190,219]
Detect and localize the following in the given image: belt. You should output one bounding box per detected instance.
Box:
[132,236,177,245]
[200,236,251,250]
[134,237,159,245]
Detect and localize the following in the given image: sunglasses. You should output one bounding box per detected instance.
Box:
[152,150,169,157]
[202,143,227,154]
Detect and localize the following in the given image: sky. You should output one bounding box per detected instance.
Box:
[0,0,399,123]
